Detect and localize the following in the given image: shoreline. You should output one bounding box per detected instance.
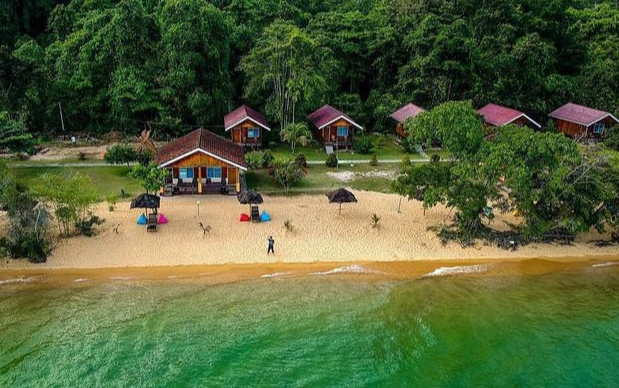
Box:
[2,256,618,286]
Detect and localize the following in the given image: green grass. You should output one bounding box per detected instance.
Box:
[10,166,143,200]
[245,163,397,194]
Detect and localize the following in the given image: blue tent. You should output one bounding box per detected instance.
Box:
[260,211,271,222]
[137,213,147,225]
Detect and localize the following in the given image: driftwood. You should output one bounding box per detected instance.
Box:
[198,222,211,236]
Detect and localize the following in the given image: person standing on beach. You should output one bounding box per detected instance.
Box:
[267,236,275,254]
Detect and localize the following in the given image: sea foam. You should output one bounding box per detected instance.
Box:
[423,264,489,277]
[260,272,293,278]
[73,278,89,283]
[312,265,384,276]
[0,276,38,285]
[591,262,619,268]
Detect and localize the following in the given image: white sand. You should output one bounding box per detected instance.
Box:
[1,192,617,269]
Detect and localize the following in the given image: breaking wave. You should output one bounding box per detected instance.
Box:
[0,276,38,285]
[312,265,384,276]
[260,272,293,278]
[424,265,489,277]
[591,262,619,268]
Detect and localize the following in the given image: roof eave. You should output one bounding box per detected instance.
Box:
[158,148,248,171]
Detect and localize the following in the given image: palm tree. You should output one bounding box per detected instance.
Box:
[280,122,312,153]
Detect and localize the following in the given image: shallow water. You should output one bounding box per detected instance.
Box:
[1,265,618,387]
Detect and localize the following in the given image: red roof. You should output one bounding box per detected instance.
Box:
[156,128,247,169]
[477,103,540,128]
[224,105,270,131]
[549,103,617,127]
[390,103,425,123]
[307,105,363,130]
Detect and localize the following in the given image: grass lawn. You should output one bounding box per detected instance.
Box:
[269,138,419,162]
[425,149,452,160]
[10,166,143,200]
[245,163,399,195]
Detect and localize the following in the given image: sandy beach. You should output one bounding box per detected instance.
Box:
[1,191,618,270]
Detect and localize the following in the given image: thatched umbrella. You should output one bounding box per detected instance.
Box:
[326,188,357,214]
[237,190,264,206]
[130,193,160,215]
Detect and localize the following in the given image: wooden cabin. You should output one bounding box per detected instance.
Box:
[477,103,541,140]
[156,128,247,195]
[307,105,363,149]
[390,103,425,138]
[549,103,619,141]
[224,105,271,149]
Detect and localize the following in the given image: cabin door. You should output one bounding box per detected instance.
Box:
[232,128,241,143]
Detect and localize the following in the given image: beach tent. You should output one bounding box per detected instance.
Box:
[137,213,147,225]
[260,211,271,222]
[240,213,250,222]
[158,213,168,224]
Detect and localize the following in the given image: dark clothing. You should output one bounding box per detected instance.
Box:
[267,238,275,254]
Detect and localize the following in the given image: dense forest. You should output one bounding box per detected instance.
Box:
[1,0,618,138]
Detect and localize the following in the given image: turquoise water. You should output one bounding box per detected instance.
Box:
[1,266,619,387]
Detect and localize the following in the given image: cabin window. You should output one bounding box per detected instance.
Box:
[337,126,348,137]
[207,167,222,179]
[593,123,605,134]
[247,127,260,138]
[179,167,194,180]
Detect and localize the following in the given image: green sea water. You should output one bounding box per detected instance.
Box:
[1,264,619,387]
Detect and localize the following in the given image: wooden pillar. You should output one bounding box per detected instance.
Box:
[198,166,202,194]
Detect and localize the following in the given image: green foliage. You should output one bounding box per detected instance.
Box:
[401,155,411,168]
[105,144,138,166]
[106,193,118,212]
[0,111,36,154]
[605,127,619,151]
[280,122,312,153]
[272,159,305,195]
[240,21,335,130]
[325,153,338,168]
[261,149,275,168]
[430,154,440,163]
[129,163,167,194]
[294,153,307,168]
[75,214,104,237]
[245,151,264,171]
[33,171,99,236]
[354,136,373,154]
[369,154,378,166]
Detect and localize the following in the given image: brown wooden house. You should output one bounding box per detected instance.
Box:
[390,103,425,138]
[224,105,271,149]
[549,103,619,141]
[307,105,363,148]
[156,128,247,195]
[477,103,541,140]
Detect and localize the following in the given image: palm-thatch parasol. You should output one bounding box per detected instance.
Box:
[237,190,264,205]
[326,188,357,214]
[130,193,160,215]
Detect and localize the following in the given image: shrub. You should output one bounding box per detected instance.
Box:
[401,137,416,153]
[4,231,52,263]
[75,214,105,237]
[295,153,307,168]
[77,151,87,161]
[106,193,118,212]
[430,154,441,163]
[369,154,378,166]
[273,159,306,195]
[245,151,263,170]
[325,153,338,168]
[371,213,381,229]
[605,126,619,151]
[261,149,275,168]
[284,219,294,232]
[104,144,137,166]
[354,136,373,154]
[401,155,411,167]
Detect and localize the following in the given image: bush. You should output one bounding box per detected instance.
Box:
[354,136,373,154]
[284,219,294,232]
[369,154,378,166]
[325,153,338,168]
[401,155,411,167]
[106,193,118,212]
[75,215,105,237]
[245,151,263,170]
[605,126,619,151]
[430,154,441,163]
[77,151,87,161]
[261,149,275,168]
[401,137,416,153]
[4,232,52,263]
[295,153,307,168]
[104,144,137,166]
